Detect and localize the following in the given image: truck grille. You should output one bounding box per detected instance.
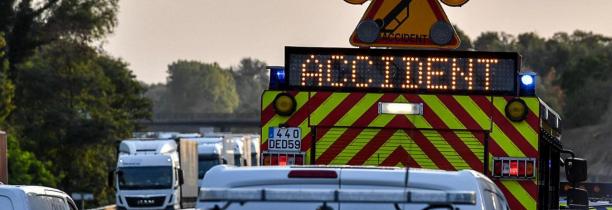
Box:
[125,196,166,207]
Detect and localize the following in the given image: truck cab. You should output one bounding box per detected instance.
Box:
[111,139,198,210]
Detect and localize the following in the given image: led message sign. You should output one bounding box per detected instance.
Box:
[285,47,519,94]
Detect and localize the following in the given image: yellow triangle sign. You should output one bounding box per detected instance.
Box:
[349,0,461,49]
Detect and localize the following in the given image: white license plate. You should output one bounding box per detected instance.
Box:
[268,127,301,152]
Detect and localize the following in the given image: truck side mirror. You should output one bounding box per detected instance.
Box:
[107,170,115,188]
[567,188,589,209]
[565,158,587,183]
[178,169,184,185]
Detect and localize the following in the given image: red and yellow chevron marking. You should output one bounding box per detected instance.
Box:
[261,91,540,210]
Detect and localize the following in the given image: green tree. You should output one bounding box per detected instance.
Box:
[232,58,268,114]
[10,40,150,204]
[559,32,612,128]
[0,33,14,124]
[473,31,515,52]
[162,61,239,113]
[7,134,58,186]
[454,26,473,50]
[143,83,168,114]
[0,0,118,79]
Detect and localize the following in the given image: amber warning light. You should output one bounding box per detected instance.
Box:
[284,47,519,95]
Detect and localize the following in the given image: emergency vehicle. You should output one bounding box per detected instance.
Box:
[260,46,585,209]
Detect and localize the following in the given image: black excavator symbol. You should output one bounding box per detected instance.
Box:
[377,0,412,33]
[352,0,455,45]
[354,0,412,43]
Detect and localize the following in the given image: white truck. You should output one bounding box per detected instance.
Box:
[189,136,225,180]
[186,134,260,182]
[197,165,510,210]
[195,134,260,168]
[110,138,198,210]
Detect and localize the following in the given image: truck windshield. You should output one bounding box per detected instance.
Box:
[118,166,173,190]
[199,156,220,179]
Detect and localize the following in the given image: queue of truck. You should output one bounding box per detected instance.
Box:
[107,132,259,210]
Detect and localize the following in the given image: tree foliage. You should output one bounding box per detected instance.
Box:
[472,30,612,128]
[0,0,118,79]
[7,134,58,186]
[160,61,239,114]
[148,58,268,115]
[9,40,150,204]
[232,58,268,114]
[0,33,14,123]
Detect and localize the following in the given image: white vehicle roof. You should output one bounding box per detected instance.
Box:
[198,143,222,155]
[202,165,480,191]
[190,137,224,145]
[0,185,76,210]
[176,133,202,138]
[119,139,177,155]
[198,165,506,210]
[118,154,174,167]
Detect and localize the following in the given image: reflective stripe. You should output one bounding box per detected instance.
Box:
[261,92,310,145]
[335,94,382,126]
[309,92,350,125]
[493,97,539,150]
[501,180,536,210]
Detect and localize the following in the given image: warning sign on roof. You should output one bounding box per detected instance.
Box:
[347,0,462,49]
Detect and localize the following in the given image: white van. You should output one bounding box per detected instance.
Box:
[0,185,78,210]
[197,165,509,210]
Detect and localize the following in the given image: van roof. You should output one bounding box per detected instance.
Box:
[201,165,483,192]
[0,185,70,198]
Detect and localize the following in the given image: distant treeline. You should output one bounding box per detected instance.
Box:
[144,58,269,115]
[147,29,612,130]
[456,28,612,129]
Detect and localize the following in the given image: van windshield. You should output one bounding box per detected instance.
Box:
[199,156,220,179]
[118,166,173,190]
[27,194,71,210]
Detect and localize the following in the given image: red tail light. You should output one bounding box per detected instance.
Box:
[509,161,518,176]
[288,170,338,179]
[492,157,535,179]
[278,155,287,166]
[262,153,305,166]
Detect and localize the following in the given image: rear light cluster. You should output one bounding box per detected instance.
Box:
[492,157,535,179]
[262,153,304,166]
[288,170,338,179]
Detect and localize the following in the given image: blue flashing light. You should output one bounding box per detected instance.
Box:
[275,69,285,81]
[268,66,286,89]
[521,74,534,86]
[518,72,536,96]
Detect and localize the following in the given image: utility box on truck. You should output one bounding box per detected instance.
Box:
[178,139,198,207]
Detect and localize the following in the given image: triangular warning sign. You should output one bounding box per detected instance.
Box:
[349,0,460,49]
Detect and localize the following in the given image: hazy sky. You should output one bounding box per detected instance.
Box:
[104,0,612,84]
